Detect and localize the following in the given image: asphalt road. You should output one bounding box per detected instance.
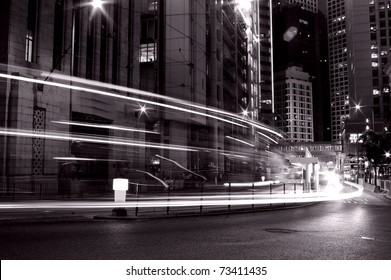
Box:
[0,190,390,259]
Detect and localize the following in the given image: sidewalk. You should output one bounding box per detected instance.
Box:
[359,179,391,200]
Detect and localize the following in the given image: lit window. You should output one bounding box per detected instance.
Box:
[140,43,157,62]
[148,1,158,12]
[25,30,33,62]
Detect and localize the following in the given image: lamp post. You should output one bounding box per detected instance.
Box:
[354,104,375,131]
[69,0,105,150]
[71,0,104,76]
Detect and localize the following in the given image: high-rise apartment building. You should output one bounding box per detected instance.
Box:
[274,66,314,142]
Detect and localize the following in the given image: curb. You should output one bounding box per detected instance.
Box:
[0,215,91,224]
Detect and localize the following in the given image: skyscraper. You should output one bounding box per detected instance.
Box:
[277,0,318,13]
[273,2,330,141]
[327,0,349,142]
[328,0,391,144]
[258,0,274,124]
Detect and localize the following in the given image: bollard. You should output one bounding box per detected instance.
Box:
[294,183,296,194]
[166,186,171,215]
[200,182,204,214]
[252,182,255,209]
[283,183,286,194]
[113,178,128,203]
[228,183,231,211]
[135,184,139,217]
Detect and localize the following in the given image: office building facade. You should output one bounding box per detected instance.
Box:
[274,66,314,142]
[0,0,279,198]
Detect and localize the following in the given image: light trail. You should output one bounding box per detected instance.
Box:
[134,169,169,189]
[256,131,278,144]
[52,120,160,135]
[155,154,207,181]
[0,128,197,152]
[0,181,363,210]
[43,72,285,139]
[226,136,255,147]
[0,73,247,129]
[223,181,280,187]
[53,157,126,162]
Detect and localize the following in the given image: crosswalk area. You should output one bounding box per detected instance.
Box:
[343,198,369,204]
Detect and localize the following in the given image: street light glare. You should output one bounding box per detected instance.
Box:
[236,0,252,12]
[355,104,361,110]
[242,109,249,117]
[91,0,104,9]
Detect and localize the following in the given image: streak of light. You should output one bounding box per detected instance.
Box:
[361,237,375,241]
[0,129,197,152]
[223,181,279,187]
[128,182,149,186]
[53,157,126,162]
[52,120,160,134]
[0,181,363,210]
[220,153,248,159]
[257,131,278,144]
[1,64,285,140]
[134,169,169,189]
[226,136,254,147]
[155,154,207,181]
[0,74,246,129]
[38,72,284,139]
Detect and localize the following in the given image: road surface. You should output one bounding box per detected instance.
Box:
[0,190,390,259]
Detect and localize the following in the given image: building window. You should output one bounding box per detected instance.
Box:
[25,30,34,62]
[52,0,64,70]
[25,0,37,62]
[140,43,157,62]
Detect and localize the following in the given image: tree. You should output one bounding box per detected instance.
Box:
[360,129,391,190]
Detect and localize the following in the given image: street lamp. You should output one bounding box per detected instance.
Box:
[353,103,375,131]
[91,0,104,9]
[69,0,106,152]
[71,0,105,77]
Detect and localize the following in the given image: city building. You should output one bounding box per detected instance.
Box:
[0,0,144,196]
[273,3,330,141]
[274,66,314,142]
[327,0,349,143]
[258,0,274,124]
[329,0,391,146]
[276,0,318,13]
[328,0,391,143]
